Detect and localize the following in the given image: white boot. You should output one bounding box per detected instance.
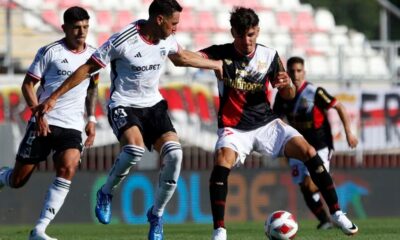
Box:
[211,227,227,240]
[28,229,58,240]
[331,210,358,235]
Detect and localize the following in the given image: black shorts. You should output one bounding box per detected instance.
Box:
[108,100,176,150]
[16,122,83,164]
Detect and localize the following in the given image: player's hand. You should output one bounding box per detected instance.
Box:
[35,113,51,137]
[274,72,293,90]
[84,121,96,147]
[214,60,224,80]
[346,133,358,148]
[32,97,57,115]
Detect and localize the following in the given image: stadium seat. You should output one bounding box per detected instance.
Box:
[258,0,279,10]
[307,55,329,76]
[22,0,44,9]
[292,32,309,50]
[41,10,61,28]
[197,11,219,32]
[178,9,196,32]
[279,0,301,10]
[57,0,81,8]
[174,32,192,48]
[113,10,134,32]
[258,10,277,33]
[314,8,335,32]
[193,33,211,51]
[195,91,212,124]
[276,11,294,31]
[294,10,316,32]
[367,55,391,77]
[212,32,232,45]
[97,32,110,47]
[310,32,330,54]
[95,10,113,32]
[272,32,292,51]
[215,11,231,31]
[344,56,368,76]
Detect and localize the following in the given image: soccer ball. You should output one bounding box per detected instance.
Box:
[264,210,298,240]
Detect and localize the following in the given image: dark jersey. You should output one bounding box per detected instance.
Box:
[273,81,336,150]
[200,43,284,130]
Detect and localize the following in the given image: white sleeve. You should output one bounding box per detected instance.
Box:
[27,47,49,79]
[167,34,181,55]
[91,35,118,68]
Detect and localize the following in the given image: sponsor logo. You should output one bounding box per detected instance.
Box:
[134,52,142,58]
[131,64,161,72]
[61,58,69,63]
[57,70,73,76]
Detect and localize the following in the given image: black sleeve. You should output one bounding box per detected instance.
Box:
[199,44,224,60]
[314,87,337,110]
[269,53,285,85]
[273,94,284,115]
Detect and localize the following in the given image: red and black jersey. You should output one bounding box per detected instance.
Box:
[200,43,284,130]
[273,81,337,150]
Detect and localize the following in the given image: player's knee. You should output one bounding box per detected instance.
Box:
[304,145,317,161]
[121,144,145,165]
[57,165,78,179]
[214,148,235,169]
[10,176,27,188]
[160,141,182,182]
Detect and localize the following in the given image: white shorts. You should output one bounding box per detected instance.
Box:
[289,147,332,184]
[215,119,302,167]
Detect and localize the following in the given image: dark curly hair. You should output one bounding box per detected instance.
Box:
[149,0,182,18]
[230,7,259,36]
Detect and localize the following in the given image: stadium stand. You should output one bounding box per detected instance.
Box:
[0,0,398,171]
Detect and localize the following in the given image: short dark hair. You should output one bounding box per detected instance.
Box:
[63,6,90,25]
[287,56,305,69]
[230,7,259,36]
[148,0,182,18]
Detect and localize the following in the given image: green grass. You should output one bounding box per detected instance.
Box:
[1,218,400,240]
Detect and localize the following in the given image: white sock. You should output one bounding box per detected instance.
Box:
[153,141,182,217]
[0,168,12,187]
[34,177,70,233]
[102,145,144,194]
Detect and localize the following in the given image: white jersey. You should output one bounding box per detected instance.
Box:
[92,20,180,108]
[28,39,96,132]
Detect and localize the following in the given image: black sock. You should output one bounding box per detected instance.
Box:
[209,165,230,229]
[302,190,330,223]
[304,154,340,214]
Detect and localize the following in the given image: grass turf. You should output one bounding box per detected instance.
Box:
[1,218,400,240]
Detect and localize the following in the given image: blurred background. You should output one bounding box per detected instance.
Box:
[0,0,399,225]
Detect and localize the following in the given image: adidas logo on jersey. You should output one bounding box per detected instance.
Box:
[61,58,69,63]
[134,52,142,58]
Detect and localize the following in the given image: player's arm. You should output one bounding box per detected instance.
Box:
[83,73,99,147]
[333,102,358,148]
[271,56,295,100]
[22,74,51,136]
[34,58,101,115]
[21,74,40,110]
[168,50,223,79]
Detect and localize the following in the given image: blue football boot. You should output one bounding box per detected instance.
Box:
[147,206,164,240]
[95,187,112,224]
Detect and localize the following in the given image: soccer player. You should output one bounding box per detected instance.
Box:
[34,1,222,239]
[273,56,358,230]
[198,7,358,240]
[0,6,98,240]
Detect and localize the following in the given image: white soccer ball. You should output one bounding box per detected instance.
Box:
[264,210,298,240]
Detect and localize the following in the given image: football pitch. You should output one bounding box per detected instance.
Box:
[1,218,400,240]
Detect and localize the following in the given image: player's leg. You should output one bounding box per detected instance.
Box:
[96,107,145,224]
[0,122,41,190]
[210,147,236,240]
[30,127,82,240]
[210,127,252,240]
[284,137,358,235]
[145,100,183,240]
[300,176,332,229]
[289,158,332,229]
[31,149,80,240]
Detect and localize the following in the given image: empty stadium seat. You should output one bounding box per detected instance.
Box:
[197,11,219,32]
[314,8,335,32]
[294,9,316,32]
[258,10,277,32]
[95,10,113,32]
[307,55,329,76]
[215,11,231,31]
[41,10,61,28]
[368,55,391,77]
[113,10,134,32]
[344,56,368,76]
[276,11,294,31]
[178,9,196,32]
